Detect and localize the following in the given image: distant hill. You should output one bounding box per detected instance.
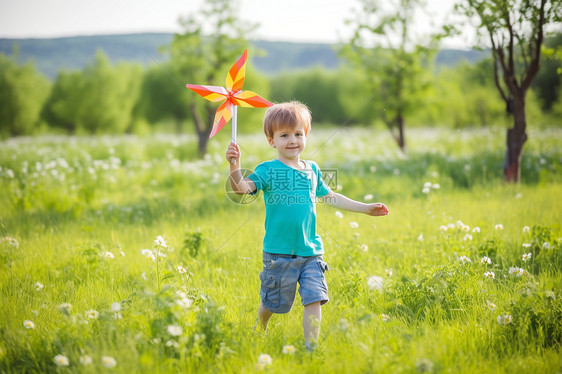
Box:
[0,33,488,79]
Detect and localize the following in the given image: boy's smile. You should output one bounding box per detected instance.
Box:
[268,124,307,167]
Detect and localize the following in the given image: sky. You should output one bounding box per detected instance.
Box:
[0,0,474,48]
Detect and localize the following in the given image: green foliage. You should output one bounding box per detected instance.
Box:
[134,64,189,133]
[0,52,50,137]
[534,33,562,111]
[270,67,348,124]
[41,51,142,134]
[183,228,207,258]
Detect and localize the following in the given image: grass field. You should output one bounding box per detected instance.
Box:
[1,127,561,373]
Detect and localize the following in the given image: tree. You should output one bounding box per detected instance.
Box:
[533,33,562,112]
[0,52,50,137]
[134,64,190,134]
[343,0,444,151]
[457,0,561,182]
[42,51,142,134]
[169,0,256,157]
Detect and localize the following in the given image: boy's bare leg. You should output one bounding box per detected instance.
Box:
[256,302,274,333]
[303,301,321,349]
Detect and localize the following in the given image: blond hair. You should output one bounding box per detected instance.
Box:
[263,101,311,139]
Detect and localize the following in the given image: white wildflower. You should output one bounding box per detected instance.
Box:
[111,302,121,312]
[335,211,343,219]
[59,303,72,314]
[509,267,525,276]
[4,237,19,248]
[165,340,179,348]
[497,314,512,325]
[473,227,481,233]
[495,224,504,230]
[80,355,92,365]
[360,244,368,252]
[154,235,167,248]
[141,272,147,280]
[167,324,182,336]
[85,310,99,319]
[257,353,273,366]
[364,194,373,201]
[447,223,455,230]
[385,269,393,277]
[35,282,44,291]
[140,249,153,256]
[177,265,186,274]
[461,225,470,232]
[543,242,550,249]
[522,253,532,261]
[424,182,432,188]
[484,271,495,279]
[23,320,35,329]
[422,187,430,194]
[439,225,448,232]
[463,234,473,241]
[367,276,384,290]
[522,226,530,234]
[349,221,359,229]
[522,243,531,248]
[481,256,492,265]
[176,297,193,309]
[417,234,423,241]
[459,256,471,264]
[282,345,297,354]
[103,251,114,259]
[487,301,496,311]
[101,356,117,368]
[381,314,391,322]
[53,354,69,367]
[456,220,464,228]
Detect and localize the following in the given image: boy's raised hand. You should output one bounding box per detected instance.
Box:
[364,203,389,216]
[226,142,240,165]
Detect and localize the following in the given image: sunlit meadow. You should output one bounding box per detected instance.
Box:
[1,127,561,373]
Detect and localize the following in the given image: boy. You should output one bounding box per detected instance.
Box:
[226,101,389,350]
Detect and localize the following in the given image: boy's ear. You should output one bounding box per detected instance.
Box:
[267,137,276,148]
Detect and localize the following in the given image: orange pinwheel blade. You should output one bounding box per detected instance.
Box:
[232,90,274,108]
[226,49,247,92]
[209,101,233,138]
[186,84,228,102]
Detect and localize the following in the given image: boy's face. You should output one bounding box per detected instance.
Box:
[267,123,307,160]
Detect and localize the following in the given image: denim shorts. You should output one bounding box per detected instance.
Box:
[259,252,329,314]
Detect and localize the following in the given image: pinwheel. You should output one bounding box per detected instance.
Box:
[186,49,274,160]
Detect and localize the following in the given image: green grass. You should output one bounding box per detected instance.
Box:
[0,127,561,373]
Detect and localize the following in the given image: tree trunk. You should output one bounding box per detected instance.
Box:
[397,113,406,151]
[190,103,213,158]
[174,116,183,135]
[198,135,209,158]
[504,92,527,182]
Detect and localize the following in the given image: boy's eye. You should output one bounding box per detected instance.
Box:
[281,134,287,137]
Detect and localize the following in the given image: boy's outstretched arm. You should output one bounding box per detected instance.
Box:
[226,142,256,195]
[322,191,389,216]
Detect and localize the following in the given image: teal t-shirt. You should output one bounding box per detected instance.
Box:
[247,159,332,256]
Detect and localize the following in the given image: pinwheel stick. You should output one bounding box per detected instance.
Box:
[231,106,237,165]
